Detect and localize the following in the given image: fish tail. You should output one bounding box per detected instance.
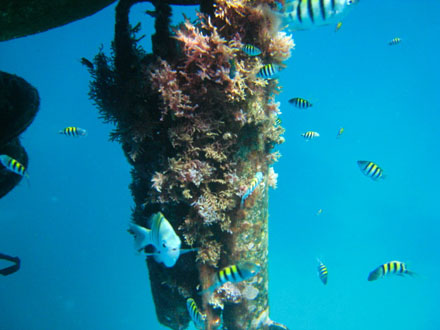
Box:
[129,223,152,252]
[405,269,417,278]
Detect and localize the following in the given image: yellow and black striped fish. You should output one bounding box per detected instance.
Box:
[357,160,385,181]
[186,298,206,330]
[241,172,263,208]
[388,37,402,46]
[276,0,359,32]
[317,258,328,285]
[0,154,29,178]
[201,261,261,295]
[289,97,312,109]
[368,261,415,281]
[242,44,262,56]
[336,127,344,138]
[59,126,87,137]
[301,131,320,140]
[257,64,280,79]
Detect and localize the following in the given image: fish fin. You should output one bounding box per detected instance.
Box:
[180,247,198,255]
[198,285,215,296]
[128,223,152,251]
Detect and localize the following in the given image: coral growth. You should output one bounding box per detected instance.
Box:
[90,0,293,329]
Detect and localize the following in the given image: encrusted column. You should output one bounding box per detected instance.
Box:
[89,0,293,329]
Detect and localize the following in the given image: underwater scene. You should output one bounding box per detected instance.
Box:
[1,0,439,329]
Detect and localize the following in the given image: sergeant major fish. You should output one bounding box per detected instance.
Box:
[242,44,262,56]
[289,97,312,109]
[241,172,264,208]
[186,298,206,330]
[275,0,359,32]
[317,258,328,285]
[257,64,281,79]
[357,160,385,181]
[301,131,320,140]
[200,261,261,295]
[0,155,29,178]
[336,127,344,138]
[368,261,415,281]
[59,126,87,137]
[388,37,402,46]
[129,212,196,267]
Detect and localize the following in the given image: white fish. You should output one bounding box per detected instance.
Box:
[129,212,196,267]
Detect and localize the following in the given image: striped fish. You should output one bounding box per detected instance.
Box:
[0,155,29,178]
[200,262,261,295]
[242,44,262,56]
[317,259,328,285]
[388,37,402,46]
[276,0,359,32]
[336,127,344,138]
[357,160,384,181]
[301,131,320,140]
[289,97,312,109]
[368,261,415,281]
[241,172,264,208]
[257,64,281,79]
[59,126,87,137]
[186,298,206,330]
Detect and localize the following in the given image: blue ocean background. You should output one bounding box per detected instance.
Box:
[1,1,439,329]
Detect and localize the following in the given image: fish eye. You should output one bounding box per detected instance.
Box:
[162,243,167,248]
[172,248,177,251]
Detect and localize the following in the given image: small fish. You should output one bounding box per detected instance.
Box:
[357,160,385,181]
[335,21,343,32]
[257,64,280,79]
[275,117,282,126]
[388,37,402,46]
[200,261,261,295]
[0,155,29,178]
[80,57,94,70]
[317,258,328,285]
[316,209,323,216]
[129,212,196,267]
[241,172,264,208]
[186,298,206,330]
[242,44,262,56]
[336,127,344,138]
[59,127,87,137]
[368,261,415,281]
[289,97,312,109]
[275,0,359,32]
[229,59,237,79]
[301,131,320,140]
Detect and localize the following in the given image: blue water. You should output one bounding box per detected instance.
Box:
[1,1,439,329]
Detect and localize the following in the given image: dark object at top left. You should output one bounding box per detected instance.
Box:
[0,0,116,41]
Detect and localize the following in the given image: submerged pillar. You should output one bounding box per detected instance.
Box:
[89,0,293,329]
